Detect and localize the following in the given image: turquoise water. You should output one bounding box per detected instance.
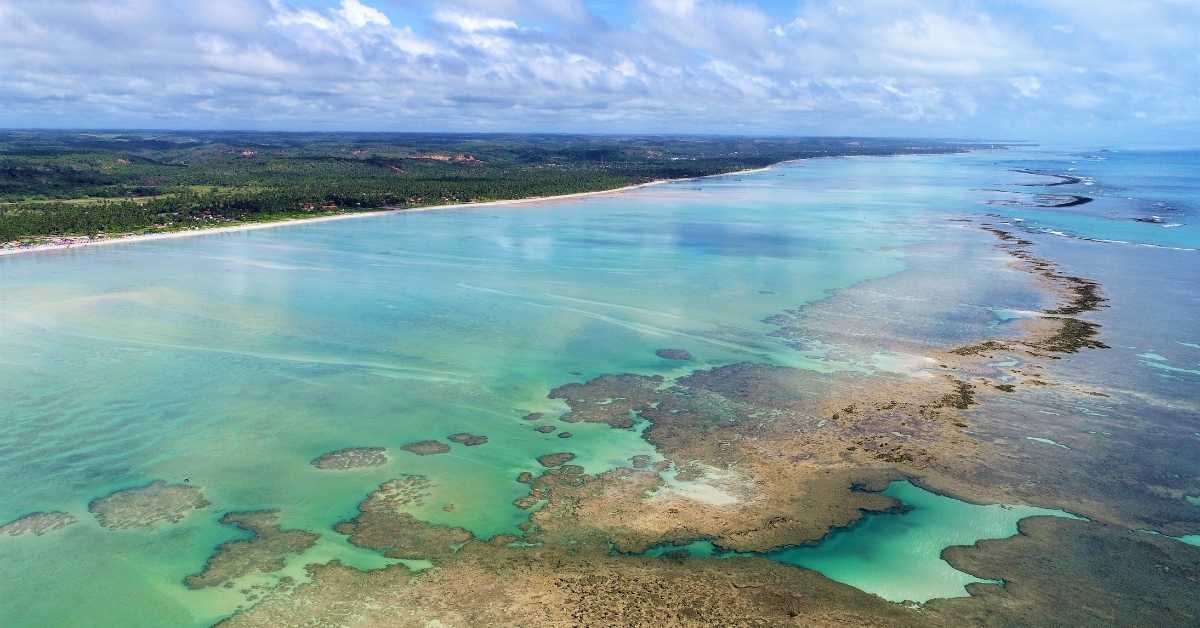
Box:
[643,481,1079,603]
[2,149,1198,625]
[765,482,1079,603]
[1183,496,1200,546]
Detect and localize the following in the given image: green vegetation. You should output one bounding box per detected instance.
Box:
[0,131,982,244]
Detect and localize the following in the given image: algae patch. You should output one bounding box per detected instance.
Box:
[537,452,576,468]
[185,510,319,589]
[400,440,450,456]
[88,480,209,530]
[336,478,472,561]
[0,511,77,537]
[310,447,388,470]
[447,433,488,446]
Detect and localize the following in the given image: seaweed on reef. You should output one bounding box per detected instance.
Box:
[0,511,77,537]
[88,480,209,530]
[311,447,388,470]
[400,440,450,455]
[185,510,319,589]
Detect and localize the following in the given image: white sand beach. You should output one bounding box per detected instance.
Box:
[0,165,780,257]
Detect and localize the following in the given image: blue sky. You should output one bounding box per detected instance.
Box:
[2,0,1198,145]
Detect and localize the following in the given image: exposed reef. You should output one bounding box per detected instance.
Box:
[447,433,488,446]
[185,510,319,589]
[1012,168,1083,186]
[1055,195,1092,207]
[938,379,976,409]
[0,511,77,537]
[225,472,1200,628]
[655,348,694,361]
[927,517,1200,626]
[335,478,471,561]
[219,551,928,628]
[400,440,450,456]
[222,213,1200,627]
[985,192,1093,208]
[537,452,576,468]
[224,489,1200,627]
[532,364,945,553]
[979,225,1108,353]
[310,447,388,470]
[356,475,432,511]
[549,373,664,428]
[88,480,209,530]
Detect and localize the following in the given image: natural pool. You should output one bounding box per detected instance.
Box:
[641,480,1080,603]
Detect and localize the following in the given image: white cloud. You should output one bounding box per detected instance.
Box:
[0,0,1196,143]
[1063,91,1102,110]
[339,0,390,28]
[1012,76,1041,98]
[195,34,299,76]
[434,10,519,33]
[771,17,808,37]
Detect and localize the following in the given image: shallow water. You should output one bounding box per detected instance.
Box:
[2,148,1198,626]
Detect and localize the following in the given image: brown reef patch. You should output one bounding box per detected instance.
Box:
[88,480,209,530]
[400,440,450,456]
[337,511,472,561]
[185,510,319,589]
[928,517,1200,626]
[310,447,388,470]
[537,452,576,468]
[219,550,927,628]
[335,477,471,561]
[977,225,1109,355]
[224,491,1200,627]
[529,362,987,553]
[355,475,433,511]
[937,378,976,410]
[447,433,488,446]
[0,511,77,537]
[549,373,664,428]
[655,348,694,361]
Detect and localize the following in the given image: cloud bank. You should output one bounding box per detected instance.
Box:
[1,0,1197,144]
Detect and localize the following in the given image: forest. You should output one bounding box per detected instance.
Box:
[0,131,984,243]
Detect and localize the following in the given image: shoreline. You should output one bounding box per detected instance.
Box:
[0,164,780,258]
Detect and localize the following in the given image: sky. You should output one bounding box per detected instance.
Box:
[2,0,1198,144]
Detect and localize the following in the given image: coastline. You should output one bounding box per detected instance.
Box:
[0,164,779,258]
[11,145,1200,627]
